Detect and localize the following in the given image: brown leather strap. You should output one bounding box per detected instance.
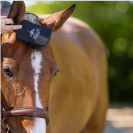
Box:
[2,107,49,125]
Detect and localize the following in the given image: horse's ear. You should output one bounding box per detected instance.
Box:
[38,4,76,32]
[7,1,25,24]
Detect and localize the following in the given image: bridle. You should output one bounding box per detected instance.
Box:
[1,103,50,125]
[1,101,49,132]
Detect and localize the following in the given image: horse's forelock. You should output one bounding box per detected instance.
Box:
[23,12,40,25]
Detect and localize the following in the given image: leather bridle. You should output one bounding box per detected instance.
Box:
[1,104,50,125]
[1,102,49,133]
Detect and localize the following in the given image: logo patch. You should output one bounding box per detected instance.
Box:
[14,20,52,47]
[30,28,41,39]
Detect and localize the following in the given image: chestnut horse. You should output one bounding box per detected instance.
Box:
[1,1,109,133]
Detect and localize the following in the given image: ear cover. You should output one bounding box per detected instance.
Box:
[7,1,26,24]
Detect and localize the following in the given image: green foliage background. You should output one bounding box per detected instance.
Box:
[27,1,133,103]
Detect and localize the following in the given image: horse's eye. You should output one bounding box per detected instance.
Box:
[54,69,60,77]
[3,67,14,77]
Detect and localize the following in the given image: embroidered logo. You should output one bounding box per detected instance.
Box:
[30,28,41,39]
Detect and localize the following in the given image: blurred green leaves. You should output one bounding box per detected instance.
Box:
[27,1,133,103]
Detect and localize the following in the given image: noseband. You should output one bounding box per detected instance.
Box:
[1,104,49,126]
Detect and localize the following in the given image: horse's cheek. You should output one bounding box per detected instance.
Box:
[1,76,16,108]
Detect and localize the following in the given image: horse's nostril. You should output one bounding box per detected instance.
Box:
[3,67,14,77]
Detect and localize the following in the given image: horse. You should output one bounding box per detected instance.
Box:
[1,1,109,133]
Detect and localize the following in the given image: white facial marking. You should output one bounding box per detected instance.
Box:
[31,118,46,133]
[31,50,46,133]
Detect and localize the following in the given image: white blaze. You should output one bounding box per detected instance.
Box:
[31,50,46,133]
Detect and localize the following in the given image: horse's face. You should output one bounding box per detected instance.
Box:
[1,2,75,133]
[1,32,56,132]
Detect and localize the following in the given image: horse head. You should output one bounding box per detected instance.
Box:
[1,1,75,133]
